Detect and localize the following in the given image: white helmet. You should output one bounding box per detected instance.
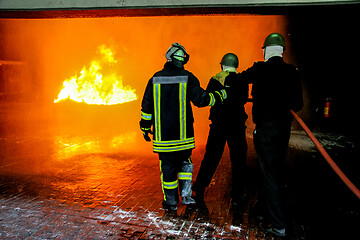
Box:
[165,43,189,67]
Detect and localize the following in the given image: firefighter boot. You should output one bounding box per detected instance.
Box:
[182,196,196,205]
[162,201,178,211]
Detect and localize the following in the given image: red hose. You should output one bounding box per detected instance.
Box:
[290,110,360,199]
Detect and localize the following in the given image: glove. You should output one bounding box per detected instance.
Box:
[143,132,151,142]
[141,128,153,142]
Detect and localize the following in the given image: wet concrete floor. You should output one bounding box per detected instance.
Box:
[0,103,359,239]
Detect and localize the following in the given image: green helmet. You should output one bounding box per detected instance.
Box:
[262,33,286,49]
[220,53,239,68]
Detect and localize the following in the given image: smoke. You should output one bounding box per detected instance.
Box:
[0,15,287,142]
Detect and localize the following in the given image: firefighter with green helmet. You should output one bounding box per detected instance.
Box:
[263,32,286,48]
[241,33,303,237]
[193,52,249,206]
[140,43,227,211]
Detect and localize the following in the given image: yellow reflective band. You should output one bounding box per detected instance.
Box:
[153,84,161,141]
[221,89,227,100]
[178,172,192,180]
[208,93,215,106]
[153,142,195,153]
[153,138,195,152]
[163,180,178,189]
[141,111,152,120]
[153,137,194,146]
[215,91,223,102]
[159,160,166,201]
[179,82,187,140]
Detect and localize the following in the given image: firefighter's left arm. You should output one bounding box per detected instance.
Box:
[140,79,154,141]
[239,62,260,84]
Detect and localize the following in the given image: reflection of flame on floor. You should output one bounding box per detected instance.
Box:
[54,132,138,159]
[54,45,137,105]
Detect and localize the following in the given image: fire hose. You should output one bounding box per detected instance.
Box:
[290,110,360,199]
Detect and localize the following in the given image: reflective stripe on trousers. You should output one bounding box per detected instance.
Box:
[158,150,193,205]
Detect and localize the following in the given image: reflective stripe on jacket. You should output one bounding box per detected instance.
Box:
[140,62,214,153]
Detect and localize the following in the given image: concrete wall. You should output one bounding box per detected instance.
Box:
[0,0,357,11]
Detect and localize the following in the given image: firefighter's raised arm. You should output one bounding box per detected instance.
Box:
[187,72,227,108]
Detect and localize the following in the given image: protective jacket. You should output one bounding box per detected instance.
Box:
[140,62,223,153]
[207,71,248,124]
[192,71,248,201]
[240,56,303,124]
[241,56,303,230]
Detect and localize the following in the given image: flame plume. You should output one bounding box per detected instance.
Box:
[54,45,137,105]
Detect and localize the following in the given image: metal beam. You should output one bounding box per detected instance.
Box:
[0,0,358,18]
[0,0,358,11]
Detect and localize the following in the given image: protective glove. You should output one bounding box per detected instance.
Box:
[143,132,151,142]
[141,128,153,142]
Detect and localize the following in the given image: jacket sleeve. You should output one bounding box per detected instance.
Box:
[140,79,153,132]
[187,73,214,107]
[188,73,226,108]
[239,62,259,84]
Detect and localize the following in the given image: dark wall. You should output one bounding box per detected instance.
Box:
[288,4,360,137]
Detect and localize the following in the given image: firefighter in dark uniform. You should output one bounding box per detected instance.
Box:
[192,53,248,205]
[241,33,303,237]
[140,43,227,211]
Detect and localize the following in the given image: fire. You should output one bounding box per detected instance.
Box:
[54,45,137,105]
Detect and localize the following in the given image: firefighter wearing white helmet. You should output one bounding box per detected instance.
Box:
[240,33,303,237]
[140,42,227,211]
[165,42,189,68]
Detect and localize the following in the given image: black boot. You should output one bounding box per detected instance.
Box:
[162,201,177,211]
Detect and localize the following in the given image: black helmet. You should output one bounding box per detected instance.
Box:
[262,33,286,49]
[220,53,239,68]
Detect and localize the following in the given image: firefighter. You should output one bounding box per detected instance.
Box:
[192,53,248,206]
[240,33,303,237]
[140,43,227,211]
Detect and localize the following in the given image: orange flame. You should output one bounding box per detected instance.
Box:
[54,44,137,105]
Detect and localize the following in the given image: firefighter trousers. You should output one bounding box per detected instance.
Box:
[193,122,247,201]
[253,121,291,229]
[158,150,193,206]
